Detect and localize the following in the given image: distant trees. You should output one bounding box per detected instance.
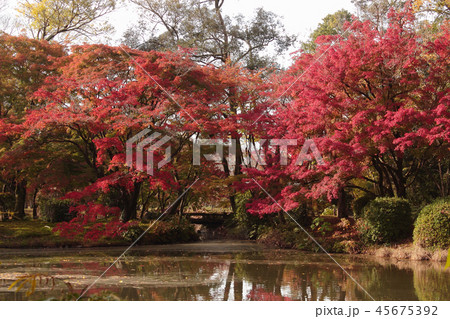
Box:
[0,0,11,33]
[413,0,450,19]
[352,0,406,29]
[301,9,353,52]
[353,0,450,28]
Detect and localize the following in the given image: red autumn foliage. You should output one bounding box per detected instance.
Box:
[0,5,448,240]
[244,6,449,216]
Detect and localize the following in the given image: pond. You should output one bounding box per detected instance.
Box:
[0,241,449,301]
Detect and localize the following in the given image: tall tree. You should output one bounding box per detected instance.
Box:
[246,6,449,218]
[352,0,406,30]
[16,0,116,41]
[125,0,295,69]
[124,0,281,214]
[21,43,238,223]
[0,34,64,218]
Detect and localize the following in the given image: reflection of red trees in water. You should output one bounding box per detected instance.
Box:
[54,261,127,277]
[248,288,291,301]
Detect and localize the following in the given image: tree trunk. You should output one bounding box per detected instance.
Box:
[32,188,39,219]
[139,191,153,220]
[14,180,26,219]
[167,191,184,216]
[222,152,239,215]
[337,187,349,219]
[394,168,407,198]
[121,182,142,222]
[230,137,243,214]
[229,194,237,214]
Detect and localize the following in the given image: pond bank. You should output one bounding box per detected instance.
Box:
[0,220,447,266]
[366,244,448,262]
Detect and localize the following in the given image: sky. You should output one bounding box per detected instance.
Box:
[211,0,356,40]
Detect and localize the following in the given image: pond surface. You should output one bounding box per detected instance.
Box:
[0,241,449,301]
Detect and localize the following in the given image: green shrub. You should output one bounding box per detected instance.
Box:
[122,218,199,244]
[232,191,272,239]
[352,193,375,218]
[413,197,450,249]
[358,197,413,244]
[231,191,253,229]
[121,225,145,242]
[311,217,332,235]
[257,224,310,249]
[39,197,74,223]
[322,205,336,216]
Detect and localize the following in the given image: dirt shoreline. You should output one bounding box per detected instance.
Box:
[364,243,448,262]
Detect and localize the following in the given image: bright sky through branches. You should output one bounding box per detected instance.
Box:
[3,0,356,65]
[107,0,356,65]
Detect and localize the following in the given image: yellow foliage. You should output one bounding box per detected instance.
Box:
[8,273,74,297]
[16,0,116,41]
[413,0,450,13]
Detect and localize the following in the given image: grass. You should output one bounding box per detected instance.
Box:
[0,217,199,249]
[0,220,128,249]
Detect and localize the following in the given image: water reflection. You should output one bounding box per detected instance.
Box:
[0,242,448,301]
